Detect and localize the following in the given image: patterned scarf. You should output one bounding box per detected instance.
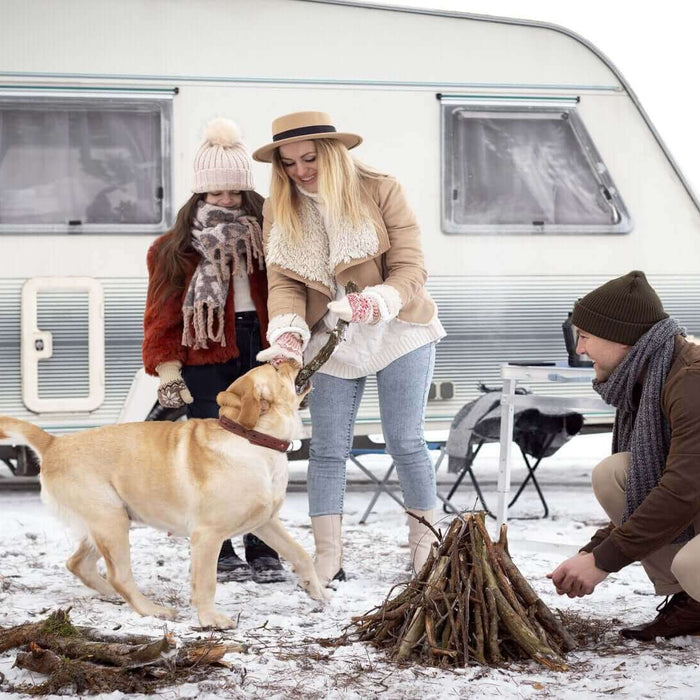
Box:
[182,201,264,349]
[592,317,692,541]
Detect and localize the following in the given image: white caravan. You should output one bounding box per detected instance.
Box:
[1,0,699,472]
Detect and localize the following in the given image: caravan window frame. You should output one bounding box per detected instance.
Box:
[440,101,632,236]
[0,91,172,235]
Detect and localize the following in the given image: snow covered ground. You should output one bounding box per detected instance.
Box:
[1,433,699,699]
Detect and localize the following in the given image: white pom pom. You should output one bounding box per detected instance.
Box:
[204,118,242,147]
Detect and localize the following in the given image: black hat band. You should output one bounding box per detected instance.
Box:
[273,124,337,141]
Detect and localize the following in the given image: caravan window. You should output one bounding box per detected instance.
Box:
[0,95,171,233]
[441,104,631,235]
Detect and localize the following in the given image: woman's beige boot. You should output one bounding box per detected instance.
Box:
[311,514,346,586]
[407,509,437,574]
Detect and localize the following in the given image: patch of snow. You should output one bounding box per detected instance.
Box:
[1,437,699,699]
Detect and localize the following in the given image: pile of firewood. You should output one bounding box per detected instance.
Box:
[0,609,241,695]
[351,513,576,670]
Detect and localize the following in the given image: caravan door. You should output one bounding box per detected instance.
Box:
[21,277,105,413]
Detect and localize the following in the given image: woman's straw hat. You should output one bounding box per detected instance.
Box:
[252,111,362,163]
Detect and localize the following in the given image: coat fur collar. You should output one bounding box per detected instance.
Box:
[265,187,379,294]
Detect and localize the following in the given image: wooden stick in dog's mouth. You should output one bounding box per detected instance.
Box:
[294,281,358,393]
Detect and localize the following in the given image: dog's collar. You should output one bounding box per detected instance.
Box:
[218,416,290,453]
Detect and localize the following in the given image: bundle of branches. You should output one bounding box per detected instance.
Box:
[0,609,243,695]
[350,513,576,671]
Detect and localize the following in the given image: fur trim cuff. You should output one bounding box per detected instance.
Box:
[267,313,311,349]
[362,284,403,321]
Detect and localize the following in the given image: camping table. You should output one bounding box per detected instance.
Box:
[496,363,610,529]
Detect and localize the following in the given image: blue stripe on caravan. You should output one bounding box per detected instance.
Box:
[0,71,621,92]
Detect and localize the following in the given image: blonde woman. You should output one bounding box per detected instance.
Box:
[253,112,445,585]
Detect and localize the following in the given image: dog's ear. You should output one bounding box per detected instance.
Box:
[216,383,244,423]
[228,374,261,430]
[216,389,241,412]
[238,390,261,430]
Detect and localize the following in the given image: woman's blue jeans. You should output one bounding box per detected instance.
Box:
[307,342,436,517]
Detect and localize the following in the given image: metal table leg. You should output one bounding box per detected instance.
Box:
[496,377,517,529]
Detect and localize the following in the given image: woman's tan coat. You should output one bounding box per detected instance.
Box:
[263,175,436,330]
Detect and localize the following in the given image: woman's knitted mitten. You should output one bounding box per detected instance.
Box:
[256,331,304,367]
[327,292,380,324]
[156,361,194,408]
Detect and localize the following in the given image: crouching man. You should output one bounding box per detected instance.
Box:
[548,270,700,641]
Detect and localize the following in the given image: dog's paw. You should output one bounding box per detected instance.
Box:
[150,605,178,621]
[304,580,332,603]
[317,586,332,603]
[197,610,237,630]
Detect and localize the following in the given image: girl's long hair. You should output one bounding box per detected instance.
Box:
[269,139,382,242]
[149,190,264,305]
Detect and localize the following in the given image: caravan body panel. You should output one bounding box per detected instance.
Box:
[0,0,698,433]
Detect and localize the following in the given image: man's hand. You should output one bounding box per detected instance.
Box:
[547,552,608,598]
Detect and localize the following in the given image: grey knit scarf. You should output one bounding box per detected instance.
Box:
[182,201,264,350]
[592,317,692,541]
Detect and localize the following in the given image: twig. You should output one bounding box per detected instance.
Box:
[295,281,359,391]
[406,511,443,543]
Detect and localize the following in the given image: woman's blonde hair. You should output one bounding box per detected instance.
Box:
[270,139,382,242]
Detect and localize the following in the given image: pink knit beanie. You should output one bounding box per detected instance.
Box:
[192,118,255,193]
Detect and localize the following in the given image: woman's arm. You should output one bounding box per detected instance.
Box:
[142,242,188,375]
[262,198,311,342]
[375,176,428,308]
[327,176,429,325]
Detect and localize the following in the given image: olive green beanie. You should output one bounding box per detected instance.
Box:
[571,271,668,346]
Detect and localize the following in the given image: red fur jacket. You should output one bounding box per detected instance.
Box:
[142,233,269,375]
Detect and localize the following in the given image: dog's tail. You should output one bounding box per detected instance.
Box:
[0,416,54,457]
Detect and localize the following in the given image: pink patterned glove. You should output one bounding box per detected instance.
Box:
[327,292,380,325]
[256,331,304,367]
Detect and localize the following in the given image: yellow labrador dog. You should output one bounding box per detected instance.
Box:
[0,361,327,629]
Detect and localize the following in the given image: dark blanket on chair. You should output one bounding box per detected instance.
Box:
[445,389,583,474]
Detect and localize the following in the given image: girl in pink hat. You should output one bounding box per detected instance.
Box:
[142,118,285,585]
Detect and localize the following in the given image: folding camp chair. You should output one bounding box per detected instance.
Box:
[442,432,557,518]
[441,385,583,520]
[350,436,455,524]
